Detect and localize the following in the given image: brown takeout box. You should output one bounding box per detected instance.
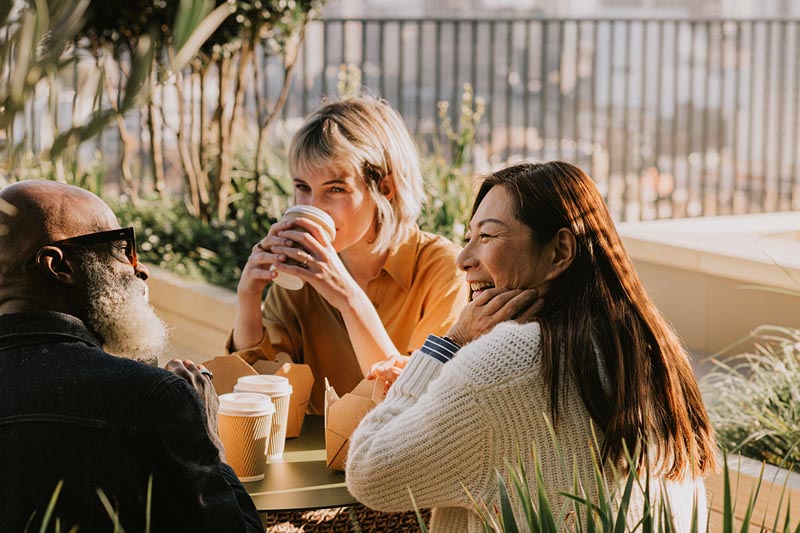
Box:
[202,352,313,438]
[324,378,386,472]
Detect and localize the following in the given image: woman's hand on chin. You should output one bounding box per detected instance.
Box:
[447,287,542,347]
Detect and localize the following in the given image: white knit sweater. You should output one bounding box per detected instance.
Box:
[346,321,707,533]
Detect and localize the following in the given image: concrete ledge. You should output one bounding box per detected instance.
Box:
[618,212,800,356]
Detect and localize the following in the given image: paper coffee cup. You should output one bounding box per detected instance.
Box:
[271,205,336,291]
[234,375,293,460]
[217,393,275,482]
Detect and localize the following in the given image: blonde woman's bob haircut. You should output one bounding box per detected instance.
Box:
[288,96,424,254]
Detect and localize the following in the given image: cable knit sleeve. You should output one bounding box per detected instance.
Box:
[346,341,497,513]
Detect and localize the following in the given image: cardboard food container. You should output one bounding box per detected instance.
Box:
[324,378,386,472]
[202,352,313,439]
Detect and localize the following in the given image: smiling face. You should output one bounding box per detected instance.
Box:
[457,185,553,301]
[293,167,377,253]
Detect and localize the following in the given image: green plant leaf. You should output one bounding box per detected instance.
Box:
[533,456,557,533]
[120,34,155,110]
[460,482,495,533]
[173,1,234,70]
[738,462,765,532]
[96,488,124,533]
[496,470,520,533]
[722,452,733,533]
[39,480,64,533]
[612,470,636,533]
[507,456,537,532]
[33,0,50,40]
[145,475,153,533]
[407,488,429,533]
[173,0,213,52]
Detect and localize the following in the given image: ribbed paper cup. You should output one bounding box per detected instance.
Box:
[234,375,293,461]
[217,393,275,482]
[266,392,291,459]
[270,205,336,291]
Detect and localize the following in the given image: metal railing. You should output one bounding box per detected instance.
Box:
[9,17,800,221]
[288,17,800,220]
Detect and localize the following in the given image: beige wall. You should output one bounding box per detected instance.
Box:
[148,213,800,367]
[147,266,237,365]
[618,212,800,362]
[632,260,800,358]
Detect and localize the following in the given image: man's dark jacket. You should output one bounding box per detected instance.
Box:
[0,311,262,532]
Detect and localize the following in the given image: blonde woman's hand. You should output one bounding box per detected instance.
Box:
[446,288,542,347]
[367,355,410,394]
[237,219,299,298]
[270,216,361,310]
[367,354,409,382]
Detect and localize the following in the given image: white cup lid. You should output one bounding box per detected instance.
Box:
[235,374,293,395]
[283,205,336,238]
[218,392,275,415]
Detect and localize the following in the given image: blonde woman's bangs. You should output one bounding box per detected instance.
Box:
[288,96,424,253]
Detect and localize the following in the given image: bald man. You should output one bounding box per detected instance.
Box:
[0,181,261,532]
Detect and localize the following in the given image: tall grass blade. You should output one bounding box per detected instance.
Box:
[543,415,570,481]
[145,475,153,533]
[722,453,733,533]
[588,448,611,528]
[689,485,699,533]
[407,488,429,533]
[640,470,653,533]
[533,458,558,532]
[39,480,64,533]
[496,470,520,533]
[781,498,791,533]
[738,462,765,532]
[96,488,124,533]
[506,457,537,531]
[612,470,636,533]
[767,468,791,533]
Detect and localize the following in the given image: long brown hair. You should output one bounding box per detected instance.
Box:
[473,161,717,479]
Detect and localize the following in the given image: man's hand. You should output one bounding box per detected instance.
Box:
[166,358,225,461]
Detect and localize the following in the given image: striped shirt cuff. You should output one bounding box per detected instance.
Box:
[419,334,460,363]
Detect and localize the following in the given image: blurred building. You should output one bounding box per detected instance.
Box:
[323,0,800,17]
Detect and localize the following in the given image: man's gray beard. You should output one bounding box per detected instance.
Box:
[83,253,170,362]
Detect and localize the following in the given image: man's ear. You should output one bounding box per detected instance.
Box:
[379,174,396,201]
[543,228,576,282]
[35,246,79,285]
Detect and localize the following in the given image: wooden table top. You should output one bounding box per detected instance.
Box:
[242,415,357,512]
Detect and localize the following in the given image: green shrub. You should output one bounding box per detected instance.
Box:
[112,177,285,292]
[418,83,485,245]
[702,325,800,468]
[113,83,484,290]
[412,448,795,532]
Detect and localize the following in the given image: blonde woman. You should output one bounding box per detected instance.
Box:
[228,96,468,413]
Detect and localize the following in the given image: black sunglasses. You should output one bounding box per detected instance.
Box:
[46,227,138,269]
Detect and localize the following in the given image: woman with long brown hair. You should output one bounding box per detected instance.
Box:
[348,161,717,532]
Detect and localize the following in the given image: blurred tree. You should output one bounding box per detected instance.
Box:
[74,0,324,221]
[0,0,231,197]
